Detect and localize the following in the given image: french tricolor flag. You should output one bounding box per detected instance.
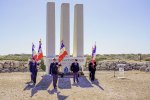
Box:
[58,41,68,62]
[92,43,96,66]
[32,43,37,60]
[37,39,43,61]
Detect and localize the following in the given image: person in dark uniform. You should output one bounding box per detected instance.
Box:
[30,58,38,85]
[88,60,97,81]
[29,58,33,83]
[49,58,60,90]
[71,59,79,83]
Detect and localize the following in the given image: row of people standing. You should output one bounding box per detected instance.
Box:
[28,57,97,89]
[49,58,80,89]
[49,58,97,89]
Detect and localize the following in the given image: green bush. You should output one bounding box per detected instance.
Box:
[40,59,46,71]
[0,54,30,61]
[96,57,107,61]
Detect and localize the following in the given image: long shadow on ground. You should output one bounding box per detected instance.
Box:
[48,89,68,100]
[23,82,35,91]
[31,75,52,97]
[58,77,71,89]
[47,76,71,100]
[92,79,104,91]
[75,76,93,88]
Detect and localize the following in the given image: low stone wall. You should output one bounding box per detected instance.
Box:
[1,60,150,73]
[0,60,43,73]
[84,61,150,72]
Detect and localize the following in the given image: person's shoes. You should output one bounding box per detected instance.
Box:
[91,80,94,83]
[31,80,34,84]
[26,80,33,84]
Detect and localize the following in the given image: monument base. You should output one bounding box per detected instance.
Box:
[44,57,86,74]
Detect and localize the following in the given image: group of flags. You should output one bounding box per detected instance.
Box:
[58,41,96,63]
[32,39,68,62]
[32,39,43,61]
[57,41,96,63]
[32,39,96,63]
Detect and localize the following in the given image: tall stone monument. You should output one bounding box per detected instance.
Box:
[45,2,85,74]
[73,4,84,57]
[61,3,70,56]
[46,2,55,58]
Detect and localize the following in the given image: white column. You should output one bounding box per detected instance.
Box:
[60,3,70,56]
[46,2,55,58]
[73,4,84,57]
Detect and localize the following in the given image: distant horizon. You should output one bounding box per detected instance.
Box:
[0,53,150,56]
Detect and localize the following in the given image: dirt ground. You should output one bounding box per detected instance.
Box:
[0,71,150,100]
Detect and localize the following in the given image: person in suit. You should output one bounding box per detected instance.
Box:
[88,60,97,81]
[71,59,79,83]
[29,58,33,83]
[30,58,38,85]
[49,58,60,89]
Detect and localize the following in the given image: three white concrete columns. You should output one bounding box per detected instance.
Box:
[46,2,84,58]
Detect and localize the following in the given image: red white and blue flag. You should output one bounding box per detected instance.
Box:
[58,41,68,62]
[32,43,37,60]
[37,39,43,61]
[92,43,96,66]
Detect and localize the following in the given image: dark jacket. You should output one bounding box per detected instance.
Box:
[29,61,32,72]
[89,62,97,72]
[49,62,59,75]
[29,61,38,74]
[71,62,79,73]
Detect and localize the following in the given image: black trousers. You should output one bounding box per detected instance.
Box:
[90,71,95,81]
[32,71,37,84]
[52,74,58,88]
[73,72,79,83]
[30,73,32,81]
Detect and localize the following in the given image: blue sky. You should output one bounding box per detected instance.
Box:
[0,0,150,55]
